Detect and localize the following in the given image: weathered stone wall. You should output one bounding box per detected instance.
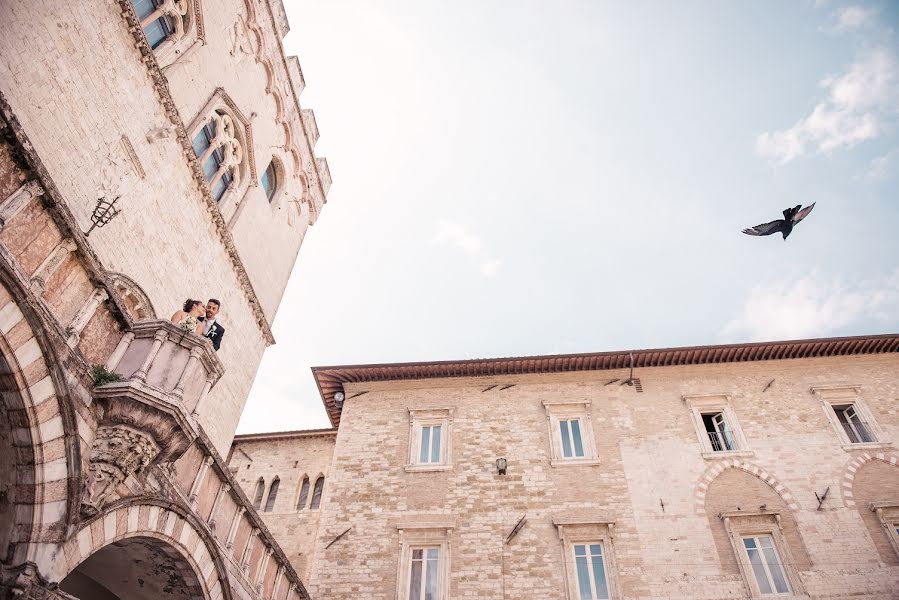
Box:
[248,354,899,599]
[230,431,337,582]
[0,0,329,454]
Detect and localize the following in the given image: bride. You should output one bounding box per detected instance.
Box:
[170,299,205,335]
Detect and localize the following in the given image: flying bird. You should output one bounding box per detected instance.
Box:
[742,203,816,240]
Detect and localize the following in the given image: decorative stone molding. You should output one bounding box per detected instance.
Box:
[110,272,157,320]
[0,562,76,600]
[694,459,799,515]
[30,238,77,296]
[66,287,109,347]
[81,424,160,517]
[841,452,899,508]
[0,179,43,230]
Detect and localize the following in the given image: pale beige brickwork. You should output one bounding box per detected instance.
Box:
[229,430,337,582]
[236,345,899,599]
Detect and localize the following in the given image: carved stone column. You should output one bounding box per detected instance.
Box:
[208,482,230,532]
[226,506,245,549]
[104,331,135,371]
[30,238,77,296]
[81,424,160,517]
[0,180,43,230]
[66,288,109,347]
[188,454,213,509]
[241,528,259,572]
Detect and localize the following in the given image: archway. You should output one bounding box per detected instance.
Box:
[60,536,208,599]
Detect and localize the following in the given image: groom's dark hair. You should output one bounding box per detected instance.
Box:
[208,298,221,308]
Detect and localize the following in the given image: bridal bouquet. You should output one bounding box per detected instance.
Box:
[179,315,198,333]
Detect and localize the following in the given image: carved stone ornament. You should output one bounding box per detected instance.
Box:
[0,562,76,600]
[80,424,160,517]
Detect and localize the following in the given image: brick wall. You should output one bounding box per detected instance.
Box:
[240,353,899,599]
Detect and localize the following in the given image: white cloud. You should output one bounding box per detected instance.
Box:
[722,270,899,341]
[861,148,898,180]
[756,50,898,163]
[433,219,504,277]
[479,258,503,278]
[834,5,877,31]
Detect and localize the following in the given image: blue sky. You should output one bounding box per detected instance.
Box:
[237,1,899,433]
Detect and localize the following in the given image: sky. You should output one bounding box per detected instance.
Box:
[236,0,899,434]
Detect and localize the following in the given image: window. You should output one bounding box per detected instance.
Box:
[396,522,452,600]
[683,395,751,458]
[702,412,736,452]
[573,543,610,600]
[406,408,453,472]
[310,476,324,510]
[554,516,619,600]
[418,425,442,464]
[192,115,237,202]
[543,401,598,466]
[720,510,804,598]
[263,477,279,512]
[408,547,440,600]
[296,476,310,511]
[870,501,899,559]
[832,404,874,443]
[262,161,278,202]
[559,419,585,459]
[741,536,790,595]
[812,386,888,450]
[252,478,264,510]
[132,0,177,49]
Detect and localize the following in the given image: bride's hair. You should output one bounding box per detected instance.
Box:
[182,299,201,313]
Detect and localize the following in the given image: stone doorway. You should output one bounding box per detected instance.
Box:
[59,536,207,600]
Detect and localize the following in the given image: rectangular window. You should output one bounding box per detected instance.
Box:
[560,419,585,458]
[742,536,790,595]
[832,404,875,443]
[418,425,442,464]
[573,543,610,600]
[702,412,736,451]
[408,547,440,600]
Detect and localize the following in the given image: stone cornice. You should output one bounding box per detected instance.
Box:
[117,0,275,344]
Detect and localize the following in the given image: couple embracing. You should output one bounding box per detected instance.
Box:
[170,298,225,351]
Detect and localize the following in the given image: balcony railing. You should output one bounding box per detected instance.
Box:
[707,430,737,452]
[841,420,875,444]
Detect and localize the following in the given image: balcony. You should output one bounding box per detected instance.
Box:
[82,320,224,516]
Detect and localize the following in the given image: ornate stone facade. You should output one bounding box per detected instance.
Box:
[0,0,330,597]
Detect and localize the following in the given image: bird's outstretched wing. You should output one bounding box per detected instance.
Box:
[791,202,815,225]
[742,219,784,236]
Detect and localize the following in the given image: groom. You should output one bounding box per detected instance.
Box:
[198,298,225,351]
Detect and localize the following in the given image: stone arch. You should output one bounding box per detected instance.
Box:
[58,499,233,599]
[294,474,310,511]
[841,452,899,508]
[109,272,157,321]
[843,453,899,565]
[0,269,78,562]
[701,463,811,578]
[694,459,799,515]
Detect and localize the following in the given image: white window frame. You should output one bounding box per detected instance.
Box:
[553,516,620,600]
[543,401,599,467]
[870,501,899,560]
[395,522,452,600]
[720,511,804,599]
[129,0,205,68]
[406,408,453,472]
[811,385,890,451]
[740,535,791,596]
[683,394,752,459]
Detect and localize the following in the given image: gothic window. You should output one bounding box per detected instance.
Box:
[128,0,204,68]
[262,160,278,203]
[296,476,310,511]
[252,477,264,510]
[264,477,279,513]
[187,90,254,215]
[310,476,324,510]
[192,113,239,202]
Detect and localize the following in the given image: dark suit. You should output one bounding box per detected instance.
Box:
[198,317,225,351]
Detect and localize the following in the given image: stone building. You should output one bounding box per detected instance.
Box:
[231,335,899,599]
[0,0,330,598]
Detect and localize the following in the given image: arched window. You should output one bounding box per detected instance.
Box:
[262,160,278,203]
[310,476,324,510]
[252,478,265,510]
[264,477,280,513]
[192,111,242,202]
[296,476,310,511]
[131,0,189,50]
